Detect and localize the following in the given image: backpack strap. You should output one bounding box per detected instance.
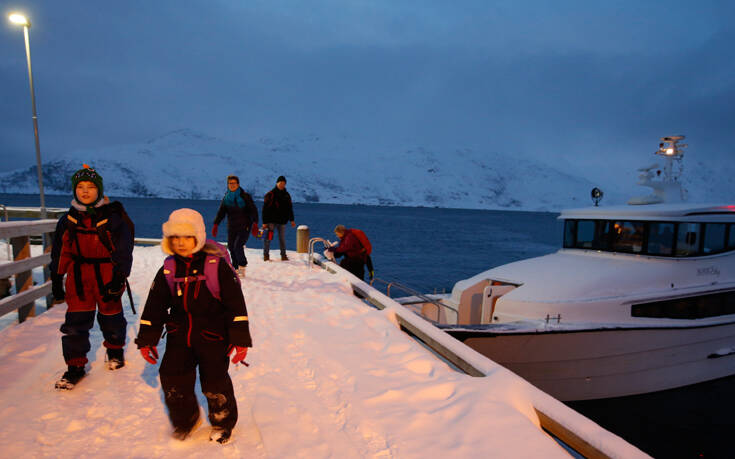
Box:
[65,212,111,300]
[204,255,222,301]
[164,253,235,301]
[163,256,177,296]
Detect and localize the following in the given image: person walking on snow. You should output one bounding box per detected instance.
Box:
[261,175,295,261]
[135,209,252,444]
[212,175,258,277]
[50,165,134,390]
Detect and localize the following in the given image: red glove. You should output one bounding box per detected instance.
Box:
[251,223,259,237]
[228,346,248,364]
[211,224,218,238]
[140,346,158,364]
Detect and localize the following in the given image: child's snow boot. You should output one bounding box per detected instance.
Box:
[172,414,201,441]
[210,427,232,444]
[106,348,125,370]
[55,365,86,390]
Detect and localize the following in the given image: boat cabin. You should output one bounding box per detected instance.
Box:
[561,205,735,257]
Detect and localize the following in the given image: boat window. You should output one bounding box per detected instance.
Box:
[573,220,611,249]
[611,221,645,253]
[575,220,596,248]
[563,220,576,248]
[562,219,734,257]
[632,290,735,319]
[647,222,675,256]
[676,223,701,256]
[703,223,727,255]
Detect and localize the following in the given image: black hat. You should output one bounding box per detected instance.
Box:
[276,175,286,184]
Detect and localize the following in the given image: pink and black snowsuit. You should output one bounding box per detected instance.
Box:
[135,251,252,432]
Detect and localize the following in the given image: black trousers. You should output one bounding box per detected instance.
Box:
[60,310,127,366]
[159,339,238,431]
[227,227,250,268]
[340,256,365,281]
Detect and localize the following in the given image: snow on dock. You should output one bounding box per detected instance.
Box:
[0,245,644,458]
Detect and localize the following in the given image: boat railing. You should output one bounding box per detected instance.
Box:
[370,277,457,322]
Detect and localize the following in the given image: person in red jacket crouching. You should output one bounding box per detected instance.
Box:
[327,224,369,281]
[135,208,252,444]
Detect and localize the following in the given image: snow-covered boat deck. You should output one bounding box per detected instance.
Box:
[0,245,645,458]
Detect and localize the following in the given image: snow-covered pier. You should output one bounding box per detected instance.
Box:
[0,244,646,458]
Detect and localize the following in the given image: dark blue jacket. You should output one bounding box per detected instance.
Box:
[214,188,258,232]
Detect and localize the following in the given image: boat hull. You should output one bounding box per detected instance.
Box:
[446,321,735,401]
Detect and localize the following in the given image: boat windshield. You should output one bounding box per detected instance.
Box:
[563,219,735,257]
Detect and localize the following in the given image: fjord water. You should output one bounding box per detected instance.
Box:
[2,193,730,456]
[0,193,561,292]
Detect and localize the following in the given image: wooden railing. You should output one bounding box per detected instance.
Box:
[1,205,68,220]
[0,220,57,322]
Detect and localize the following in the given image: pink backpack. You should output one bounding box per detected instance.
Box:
[163,239,238,301]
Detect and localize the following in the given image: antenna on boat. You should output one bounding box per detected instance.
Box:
[655,135,686,184]
[627,135,688,205]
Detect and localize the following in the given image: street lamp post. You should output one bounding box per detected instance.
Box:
[9,13,46,219]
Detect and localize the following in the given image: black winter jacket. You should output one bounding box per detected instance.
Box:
[135,252,252,349]
[213,188,259,232]
[262,187,295,225]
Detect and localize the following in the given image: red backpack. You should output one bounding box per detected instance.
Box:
[350,228,372,255]
[163,239,238,301]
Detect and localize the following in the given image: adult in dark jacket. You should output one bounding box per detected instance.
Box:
[212,175,258,275]
[50,165,134,389]
[327,224,366,280]
[261,175,295,261]
[136,208,252,444]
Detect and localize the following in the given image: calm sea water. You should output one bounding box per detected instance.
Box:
[2,193,730,457]
[0,193,561,292]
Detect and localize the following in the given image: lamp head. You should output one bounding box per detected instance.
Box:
[8,13,30,27]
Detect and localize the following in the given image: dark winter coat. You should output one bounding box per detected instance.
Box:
[135,251,252,350]
[50,200,134,312]
[214,188,259,232]
[262,187,294,225]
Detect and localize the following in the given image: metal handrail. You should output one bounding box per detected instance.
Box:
[307,237,332,269]
[370,277,458,319]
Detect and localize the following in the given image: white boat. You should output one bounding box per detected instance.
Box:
[398,136,735,401]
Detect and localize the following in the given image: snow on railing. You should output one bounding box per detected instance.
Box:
[309,254,648,459]
[0,220,57,321]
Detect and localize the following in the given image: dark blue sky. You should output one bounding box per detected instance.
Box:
[2,1,733,178]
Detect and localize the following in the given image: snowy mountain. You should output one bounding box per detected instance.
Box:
[1,129,731,210]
